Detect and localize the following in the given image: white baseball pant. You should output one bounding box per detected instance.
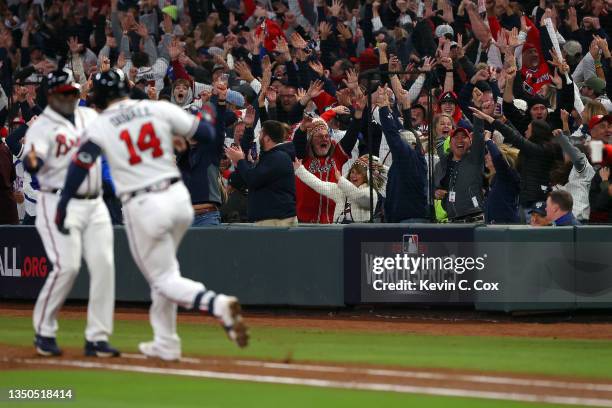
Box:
[33,192,115,341]
[122,182,216,353]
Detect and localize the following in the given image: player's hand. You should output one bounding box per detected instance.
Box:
[55,203,70,235]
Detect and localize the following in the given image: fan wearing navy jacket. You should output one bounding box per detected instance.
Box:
[224,120,297,226]
[477,117,521,224]
[176,80,228,227]
[373,90,428,223]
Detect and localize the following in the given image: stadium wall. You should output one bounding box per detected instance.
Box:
[0,225,611,311]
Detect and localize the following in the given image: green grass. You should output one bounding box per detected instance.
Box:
[1,314,612,379]
[0,370,574,408]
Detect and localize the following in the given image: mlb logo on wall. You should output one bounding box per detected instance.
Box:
[402,234,419,255]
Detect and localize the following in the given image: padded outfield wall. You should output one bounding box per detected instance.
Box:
[0,224,611,312]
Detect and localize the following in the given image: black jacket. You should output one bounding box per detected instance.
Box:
[236,142,296,222]
[589,168,612,223]
[492,119,560,206]
[434,118,486,219]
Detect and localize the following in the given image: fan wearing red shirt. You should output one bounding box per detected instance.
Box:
[292,116,360,223]
[521,43,552,96]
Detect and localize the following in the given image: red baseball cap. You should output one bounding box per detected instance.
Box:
[350,48,379,72]
[588,114,612,131]
[450,127,471,138]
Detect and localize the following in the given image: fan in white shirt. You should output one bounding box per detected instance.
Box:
[293,155,386,223]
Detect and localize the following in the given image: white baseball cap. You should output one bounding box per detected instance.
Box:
[435,24,454,38]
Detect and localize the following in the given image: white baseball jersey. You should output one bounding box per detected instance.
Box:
[83,99,198,195]
[12,142,38,216]
[13,157,25,220]
[23,106,102,196]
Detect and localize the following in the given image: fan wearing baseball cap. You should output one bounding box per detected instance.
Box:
[528,201,550,226]
[589,114,612,143]
[438,91,471,129]
[581,77,612,112]
[434,119,486,223]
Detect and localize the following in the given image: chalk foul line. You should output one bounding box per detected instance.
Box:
[5,357,612,407]
[120,353,612,393]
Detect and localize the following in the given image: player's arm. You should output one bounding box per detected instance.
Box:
[54,140,102,234]
[188,109,217,145]
[162,100,217,144]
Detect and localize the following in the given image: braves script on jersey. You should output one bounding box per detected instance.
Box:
[23,106,101,195]
[82,99,198,194]
[24,104,115,348]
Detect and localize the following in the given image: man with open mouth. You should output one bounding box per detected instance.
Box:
[434,123,486,224]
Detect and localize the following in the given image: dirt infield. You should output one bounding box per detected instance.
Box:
[2,344,612,407]
[1,303,612,340]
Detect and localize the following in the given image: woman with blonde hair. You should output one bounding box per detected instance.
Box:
[570,100,607,142]
[432,113,454,143]
[483,127,521,224]
[582,100,607,124]
[293,155,387,223]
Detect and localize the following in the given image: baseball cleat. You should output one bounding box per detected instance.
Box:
[84,341,121,358]
[215,295,249,348]
[34,335,62,357]
[138,341,181,361]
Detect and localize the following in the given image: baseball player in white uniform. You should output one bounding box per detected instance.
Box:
[5,119,39,224]
[55,69,248,361]
[23,69,119,358]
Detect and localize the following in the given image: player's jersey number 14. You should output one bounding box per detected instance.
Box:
[119,122,163,165]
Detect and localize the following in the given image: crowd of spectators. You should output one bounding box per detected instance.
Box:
[0,0,611,227]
